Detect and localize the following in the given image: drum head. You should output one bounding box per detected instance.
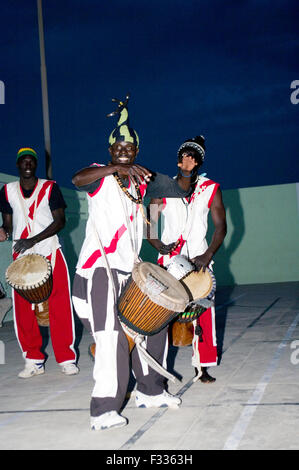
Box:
[132,262,189,312]
[180,268,215,301]
[166,255,194,280]
[6,254,51,289]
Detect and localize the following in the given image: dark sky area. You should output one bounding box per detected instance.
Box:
[0,0,298,190]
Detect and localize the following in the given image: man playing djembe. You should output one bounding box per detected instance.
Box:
[147,135,227,383]
[71,95,197,430]
[0,148,78,377]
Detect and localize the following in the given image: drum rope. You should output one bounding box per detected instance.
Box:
[114,178,141,264]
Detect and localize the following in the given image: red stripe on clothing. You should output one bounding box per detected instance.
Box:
[157,256,164,266]
[169,235,186,258]
[139,181,148,199]
[208,183,219,208]
[28,181,53,219]
[88,177,104,197]
[4,184,8,202]
[82,224,127,269]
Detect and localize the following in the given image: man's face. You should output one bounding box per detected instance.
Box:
[17,155,37,179]
[109,141,139,165]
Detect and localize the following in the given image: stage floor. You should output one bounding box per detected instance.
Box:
[0,282,298,451]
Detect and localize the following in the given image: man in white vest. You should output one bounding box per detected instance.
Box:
[0,147,78,378]
[71,96,197,430]
[147,136,227,384]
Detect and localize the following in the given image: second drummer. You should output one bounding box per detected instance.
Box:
[0,147,78,378]
[71,95,197,431]
[147,135,227,383]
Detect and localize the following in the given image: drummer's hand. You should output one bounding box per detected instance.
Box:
[0,228,8,242]
[13,238,36,254]
[191,252,212,272]
[149,239,179,255]
[159,240,180,255]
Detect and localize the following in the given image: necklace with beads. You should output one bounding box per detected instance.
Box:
[113,173,150,225]
[113,173,142,204]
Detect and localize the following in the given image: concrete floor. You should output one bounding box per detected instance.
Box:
[0,281,298,451]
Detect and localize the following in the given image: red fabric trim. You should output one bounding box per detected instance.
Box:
[88,177,104,197]
[139,181,148,199]
[157,256,164,266]
[4,184,8,202]
[169,235,186,258]
[28,180,53,219]
[208,183,220,208]
[82,224,127,269]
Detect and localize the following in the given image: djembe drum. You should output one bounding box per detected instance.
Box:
[6,254,53,326]
[118,261,189,350]
[167,255,216,347]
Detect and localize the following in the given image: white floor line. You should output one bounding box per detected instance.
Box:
[223,312,299,450]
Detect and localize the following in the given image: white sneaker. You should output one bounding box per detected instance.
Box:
[60,363,79,376]
[135,390,182,409]
[18,362,45,379]
[90,411,127,431]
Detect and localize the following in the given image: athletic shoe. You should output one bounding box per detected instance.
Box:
[18,362,45,379]
[135,390,182,409]
[90,411,128,431]
[60,363,79,376]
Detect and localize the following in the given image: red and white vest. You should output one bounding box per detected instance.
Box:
[5,179,60,259]
[76,166,148,277]
[157,176,219,266]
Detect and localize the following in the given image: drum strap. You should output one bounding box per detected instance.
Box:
[121,322,178,383]
[114,179,140,263]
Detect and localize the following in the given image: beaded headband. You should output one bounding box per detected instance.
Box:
[177,142,205,161]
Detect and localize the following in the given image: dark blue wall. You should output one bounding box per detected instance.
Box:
[0,0,298,189]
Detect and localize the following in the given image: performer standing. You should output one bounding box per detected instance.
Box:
[0,148,78,378]
[71,96,197,430]
[147,136,227,383]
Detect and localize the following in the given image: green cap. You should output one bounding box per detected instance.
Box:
[16,147,38,161]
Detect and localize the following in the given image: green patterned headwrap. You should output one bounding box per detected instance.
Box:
[107,95,139,148]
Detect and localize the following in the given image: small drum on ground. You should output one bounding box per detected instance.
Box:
[34,301,50,327]
[118,261,189,336]
[170,320,194,347]
[6,254,53,304]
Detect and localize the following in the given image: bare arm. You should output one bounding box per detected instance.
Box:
[13,208,66,254]
[72,163,152,188]
[191,187,227,271]
[0,213,13,242]
[147,198,179,254]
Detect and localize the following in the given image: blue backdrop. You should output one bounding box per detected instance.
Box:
[0,0,298,190]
